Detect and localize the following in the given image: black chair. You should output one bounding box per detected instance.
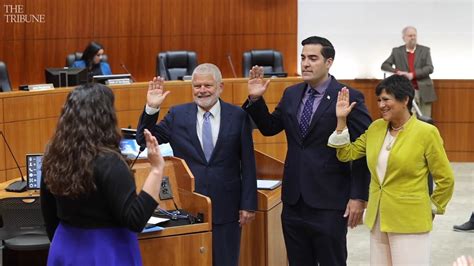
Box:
[0,197,50,265]
[242,49,284,77]
[0,61,12,92]
[156,51,198,80]
[65,52,109,67]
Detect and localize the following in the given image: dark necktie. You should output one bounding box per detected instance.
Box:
[299,89,318,138]
[202,112,214,162]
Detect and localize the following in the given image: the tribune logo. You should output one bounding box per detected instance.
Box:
[4,4,45,23]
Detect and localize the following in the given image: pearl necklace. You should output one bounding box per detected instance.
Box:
[386,131,396,151]
[390,124,404,131]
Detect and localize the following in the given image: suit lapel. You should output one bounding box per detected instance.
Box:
[290,84,307,139]
[305,79,338,136]
[368,123,389,186]
[211,100,231,162]
[413,46,422,68]
[398,46,409,70]
[185,104,207,162]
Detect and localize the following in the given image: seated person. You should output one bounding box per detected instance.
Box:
[72,41,112,76]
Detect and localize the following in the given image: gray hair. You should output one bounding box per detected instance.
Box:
[192,63,222,85]
[402,26,417,35]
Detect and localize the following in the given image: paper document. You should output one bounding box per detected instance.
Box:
[147,216,170,224]
[257,179,282,190]
[142,226,164,233]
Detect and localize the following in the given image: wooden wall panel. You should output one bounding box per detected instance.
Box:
[0,78,472,183]
[3,118,57,171]
[97,37,163,85]
[1,0,298,89]
[3,90,68,122]
[93,0,162,37]
[0,0,26,41]
[24,0,94,39]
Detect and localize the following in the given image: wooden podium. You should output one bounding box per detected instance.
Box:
[239,150,287,266]
[133,157,212,266]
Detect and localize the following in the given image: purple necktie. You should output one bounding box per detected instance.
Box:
[202,112,214,161]
[299,90,317,137]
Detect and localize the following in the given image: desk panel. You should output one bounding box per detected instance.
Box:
[0,78,472,181]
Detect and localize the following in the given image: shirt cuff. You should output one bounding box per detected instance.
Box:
[328,128,350,147]
[145,105,160,115]
[431,201,438,214]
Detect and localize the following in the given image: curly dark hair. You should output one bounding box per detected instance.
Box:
[43,83,124,197]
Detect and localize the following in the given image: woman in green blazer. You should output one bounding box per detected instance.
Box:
[328,75,454,265]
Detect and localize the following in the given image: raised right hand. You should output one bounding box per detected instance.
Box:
[144,129,164,172]
[248,66,270,100]
[147,76,170,108]
[336,87,356,119]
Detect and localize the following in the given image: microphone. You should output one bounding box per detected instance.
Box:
[227,53,238,78]
[120,62,137,82]
[130,144,146,169]
[1,131,27,192]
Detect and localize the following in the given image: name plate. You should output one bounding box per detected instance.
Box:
[105,78,132,85]
[28,84,54,91]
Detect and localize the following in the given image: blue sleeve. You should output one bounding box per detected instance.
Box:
[71,60,85,69]
[101,62,112,75]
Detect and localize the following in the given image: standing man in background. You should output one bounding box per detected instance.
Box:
[136,63,257,266]
[382,26,436,117]
[243,36,372,266]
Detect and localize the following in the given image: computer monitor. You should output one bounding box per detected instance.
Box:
[93,74,132,85]
[45,67,88,88]
[26,154,43,190]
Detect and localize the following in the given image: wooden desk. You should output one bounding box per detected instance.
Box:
[239,150,287,266]
[0,157,213,266]
[0,78,471,183]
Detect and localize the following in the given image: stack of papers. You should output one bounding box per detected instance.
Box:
[257,179,282,190]
[142,216,170,233]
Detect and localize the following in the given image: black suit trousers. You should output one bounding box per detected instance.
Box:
[282,197,348,266]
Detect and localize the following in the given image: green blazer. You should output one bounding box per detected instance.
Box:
[330,115,454,233]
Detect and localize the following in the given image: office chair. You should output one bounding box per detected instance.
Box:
[0,197,50,265]
[156,51,198,80]
[0,61,12,92]
[242,49,284,77]
[65,52,109,67]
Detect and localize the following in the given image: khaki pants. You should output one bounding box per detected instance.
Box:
[370,214,431,266]
[414,90,432,118]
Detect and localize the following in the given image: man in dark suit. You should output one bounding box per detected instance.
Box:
[382,26,435,117]
[136,63,257,266]
[242,36,371,266]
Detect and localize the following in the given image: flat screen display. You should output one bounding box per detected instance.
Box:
[27,154,43,190]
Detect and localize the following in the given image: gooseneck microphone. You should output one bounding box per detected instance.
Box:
[227,53,238,78]
[1,131,27,192]
[120,62,137,82]
[130,144,146,169]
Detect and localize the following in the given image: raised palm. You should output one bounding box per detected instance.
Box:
[147,76,170,108]
[336,87,356,118]
[248,66,270,98]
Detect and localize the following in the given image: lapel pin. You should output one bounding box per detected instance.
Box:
[327,95,331,100]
